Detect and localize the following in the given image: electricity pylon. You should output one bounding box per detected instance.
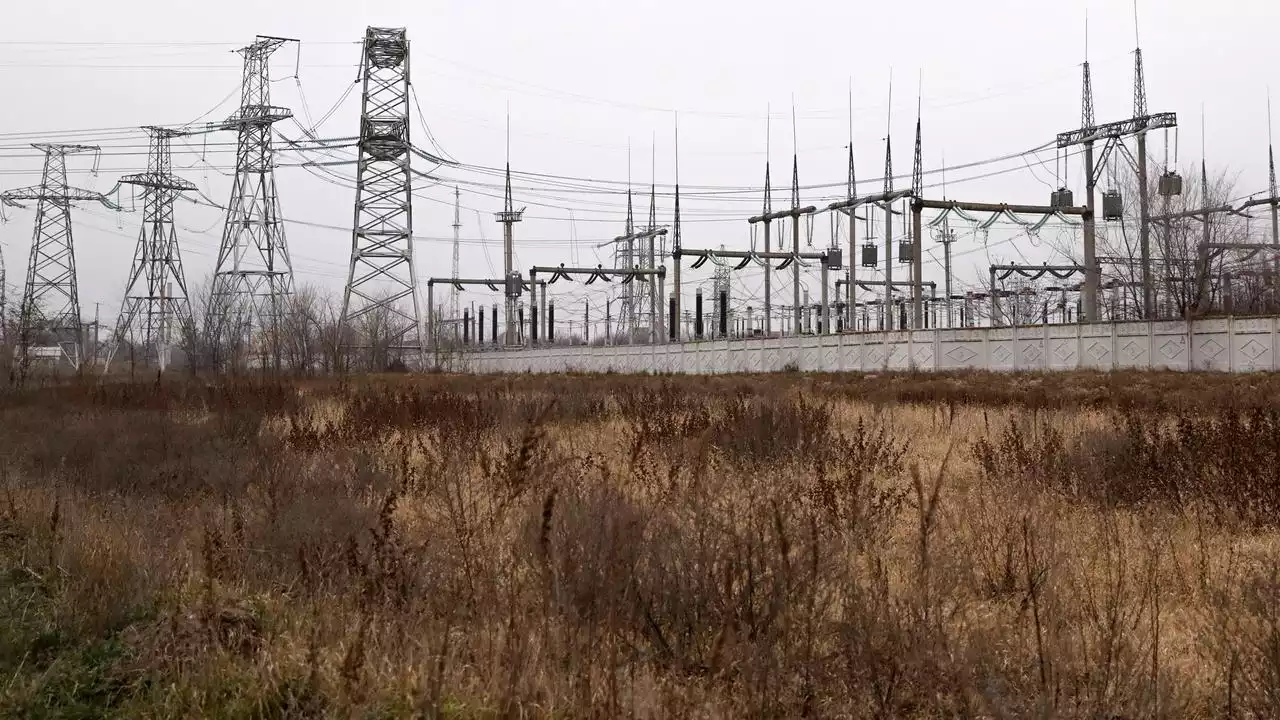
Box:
[106,127,196,372]
[1,144,118,369]
[211,35,296,370]
[342,27,422,365]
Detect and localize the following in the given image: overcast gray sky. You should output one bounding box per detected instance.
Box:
[1,0,1277,326]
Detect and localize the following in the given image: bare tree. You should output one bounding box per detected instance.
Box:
[278,284,324,375]
[342,291,417,372]
[181,275,252,375]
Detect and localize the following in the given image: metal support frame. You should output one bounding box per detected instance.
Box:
[675,246,836,336]
[597,227,668,343]
[425,276,534,350]
[829,190,915,327]
[1058,112,1177,322]
[527,264,666,345]
[988,264,1085,327]
[2,144,118,369]
[105,128,196,373]
[748,205,817,335]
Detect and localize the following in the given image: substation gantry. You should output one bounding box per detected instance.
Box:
[425,275,540,348]
[527,264,666,346]
[988,264,1086,327]
[672,244,841,339]
[1056,32,1178,321]
[835,279,939,331]
[828,190,916,328]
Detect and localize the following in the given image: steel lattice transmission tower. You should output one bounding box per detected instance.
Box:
[1,144,117,368]
[342,27,423,361]
[211,36,296,364]
[106,128,196,372]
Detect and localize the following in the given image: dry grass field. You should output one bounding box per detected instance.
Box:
[3,370,1280,717]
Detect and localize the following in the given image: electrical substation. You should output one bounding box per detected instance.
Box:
[2,12,1280,376]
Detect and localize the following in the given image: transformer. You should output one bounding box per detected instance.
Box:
[1051,187,1075,209]
[825,248,843,270]
[1103,191,1125,221]
[505,271,524,298]
[898,241,914,264]
[861,243,878,268]
[1158,171,1184,197]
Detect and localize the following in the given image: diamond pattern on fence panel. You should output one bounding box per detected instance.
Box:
[1084,339,1111,367]
[799,346,818,372]
[822,341,837,372]
[944,344,978,367]
[1052,340,1077,367]
[991,343,1013,367]
[1118,338,1148,366]
[913,343,934,369]
[886,342,909,370]
[1236,336,1273,371]
[1020,343,1043,367]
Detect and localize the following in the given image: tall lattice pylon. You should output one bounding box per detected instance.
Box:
[341,27,422,363]
[106,128,196,372]
[211,36,295,369]
[1,144,117,369]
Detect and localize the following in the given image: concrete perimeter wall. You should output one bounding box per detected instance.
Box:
[462,317,1280,374]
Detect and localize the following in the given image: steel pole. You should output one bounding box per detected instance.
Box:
[763,220,772,336]
[657,272,666,343]
[884,204,893,321]
[1273,201,1279,291]
[847,208,856,330]
[821,261,830,335]
[990,267,999,327]
[944,239,953,328]
[539,281,547,344]
[1137,131,1153,319]
[528,272,537,347]
[792,217,801,334]
[672,252,681,341]
[426,282,435,350]
[1083,141,1099,321]
[912,205,923,328]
